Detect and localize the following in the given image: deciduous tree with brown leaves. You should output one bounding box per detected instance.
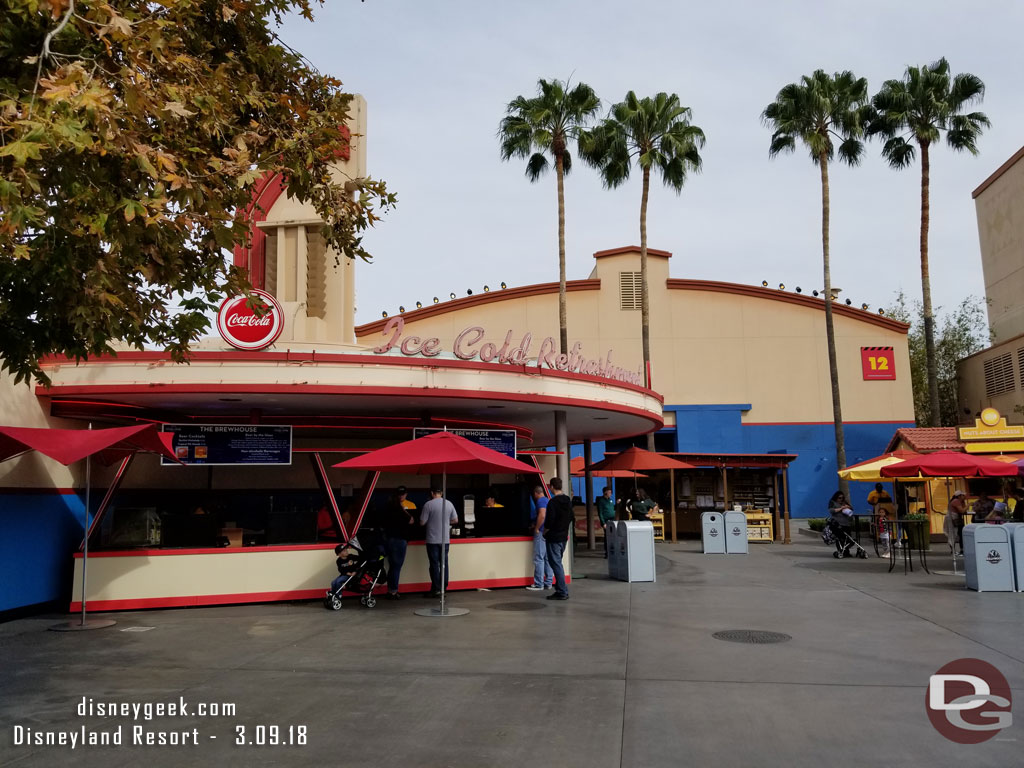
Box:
[0,0,395,384]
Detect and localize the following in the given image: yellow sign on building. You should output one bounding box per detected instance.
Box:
[958,408,1024,447]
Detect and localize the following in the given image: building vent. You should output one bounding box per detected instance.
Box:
[619,271,643,311]
[983,353,1016,397]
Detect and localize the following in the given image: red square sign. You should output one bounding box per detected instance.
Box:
[861,347,896,380]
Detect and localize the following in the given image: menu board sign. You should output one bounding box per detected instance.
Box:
[413,428,517,459]
[161,425,293,466]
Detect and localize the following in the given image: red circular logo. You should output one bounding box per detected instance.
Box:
[926,658,1012,743]
[216,290,284,350]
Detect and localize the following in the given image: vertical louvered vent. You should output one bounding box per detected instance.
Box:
[305,230,327,319]
[619,271,642,311]
[983,353,1016,397]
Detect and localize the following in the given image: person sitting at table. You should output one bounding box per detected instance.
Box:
[972,490,995,522]
[987,501,1008,524]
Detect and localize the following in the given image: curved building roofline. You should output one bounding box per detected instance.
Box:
[666,279,910,333]
[355,276,908,336]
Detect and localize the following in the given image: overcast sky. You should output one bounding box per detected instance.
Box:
[279,1,1023,329]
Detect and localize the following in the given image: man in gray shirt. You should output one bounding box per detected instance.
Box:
[420,488,459,597]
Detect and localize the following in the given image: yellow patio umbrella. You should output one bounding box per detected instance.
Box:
[838,451,920,483]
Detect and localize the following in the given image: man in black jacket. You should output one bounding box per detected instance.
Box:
[543,477,573,600]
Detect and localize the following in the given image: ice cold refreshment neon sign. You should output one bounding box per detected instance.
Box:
[371,316,643,386]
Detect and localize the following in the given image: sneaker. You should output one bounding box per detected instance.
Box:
[525,585,543,591]
[424,590,440,598]
[546,593,569,601]
[386,592,402,600]
[544,584,553,590]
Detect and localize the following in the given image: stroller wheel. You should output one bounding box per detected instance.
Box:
[359,595,368,606]
[325,596,342,611]
[833,551,841,559]
[857,550,867,559]
[365,595,377,609]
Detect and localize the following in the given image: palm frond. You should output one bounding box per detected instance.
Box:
[525,153,549,181]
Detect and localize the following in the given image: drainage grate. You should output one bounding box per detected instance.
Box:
[489,602,546,612]
[713,629,791,644]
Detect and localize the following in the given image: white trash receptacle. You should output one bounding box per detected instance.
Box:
[724,511,749,554]
[701,512,726,554]
[617,521,656,583]
[963,523,1015,592]
[1004,523,1024,592]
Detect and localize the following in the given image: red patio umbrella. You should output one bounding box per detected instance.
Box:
[584,446,696,473]
[0,423,178,631]
[569,456,647,478]
[880,450,1020,478]
[333,431,541,617]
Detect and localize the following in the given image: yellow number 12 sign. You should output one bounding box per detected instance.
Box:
[861,346,896,380]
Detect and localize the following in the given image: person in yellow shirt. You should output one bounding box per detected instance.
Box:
[866,483,892,509]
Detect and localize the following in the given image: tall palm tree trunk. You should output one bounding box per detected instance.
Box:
[820,151,848,497]
[640,166,655,451]
[555,155,568,356]
[919,142,940,426]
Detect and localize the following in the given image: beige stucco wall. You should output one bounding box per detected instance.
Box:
[0,370,79,489]
[355,249,915,424]
[974,150,1024,342]
[957,333,1024,417]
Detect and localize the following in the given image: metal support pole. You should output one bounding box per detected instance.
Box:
[782,467,792,544]
[584,439,595,551]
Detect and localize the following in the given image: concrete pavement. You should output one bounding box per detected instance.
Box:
[2,533,1022,767]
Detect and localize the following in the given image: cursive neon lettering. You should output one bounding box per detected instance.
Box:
[373,316,405,354]
[453,326,485,360]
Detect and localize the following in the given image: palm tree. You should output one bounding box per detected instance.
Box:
[579,92,704,450]
[499,78,600,354]
[868,59,989,427]
[762,70,871,494]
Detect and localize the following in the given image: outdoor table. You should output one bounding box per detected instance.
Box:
[883,519,931,574]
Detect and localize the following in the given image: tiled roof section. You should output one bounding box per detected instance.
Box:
[885,428,964,453]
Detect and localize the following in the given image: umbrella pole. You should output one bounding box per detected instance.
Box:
[81,448,90,627]
[440,469,446,614]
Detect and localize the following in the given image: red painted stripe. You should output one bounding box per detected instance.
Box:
[73,543,339,558]
[744,420,916,426]
[69,574,571,612]
[0,487,78,495]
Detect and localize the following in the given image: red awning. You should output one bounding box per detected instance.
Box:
[569,456,647,478]
[0,424,177,465]
[332,430,541,475]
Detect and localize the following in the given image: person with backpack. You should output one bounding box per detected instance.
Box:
[543,477,573,601]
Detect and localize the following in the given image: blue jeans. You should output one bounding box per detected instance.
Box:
[331,570,353,593]
[532,530,553,587]
[426,543,449,593]
[385,538,407,593]
[546,539,567,597]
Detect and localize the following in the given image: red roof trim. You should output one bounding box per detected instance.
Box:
[972,145,1024,199]
[667,279,910,333]
[593,246,672,259]
[355,279,601,335]
[885,427,964,453]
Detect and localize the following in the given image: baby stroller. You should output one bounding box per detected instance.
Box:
[324,530,388,610]
[822,516,868,559]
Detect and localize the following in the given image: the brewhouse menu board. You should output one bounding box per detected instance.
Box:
[413,428,517,459]
[161,425,292,465]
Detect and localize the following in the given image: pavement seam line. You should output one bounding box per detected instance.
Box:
[620,581,631,768]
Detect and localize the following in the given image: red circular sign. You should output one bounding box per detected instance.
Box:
[926,658,1012,744]
[216,290,284,350]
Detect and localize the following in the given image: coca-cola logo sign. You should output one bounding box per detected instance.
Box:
[216,289,283,350]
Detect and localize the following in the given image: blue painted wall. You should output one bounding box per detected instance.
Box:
[659,405,913,518]
[0,493,84,613]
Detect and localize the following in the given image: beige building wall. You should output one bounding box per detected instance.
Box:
[0,371,79,490]
[973,146,1024,342]
[957,334,1024,417]
[241,95,368,348]
[355,248,915,423]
